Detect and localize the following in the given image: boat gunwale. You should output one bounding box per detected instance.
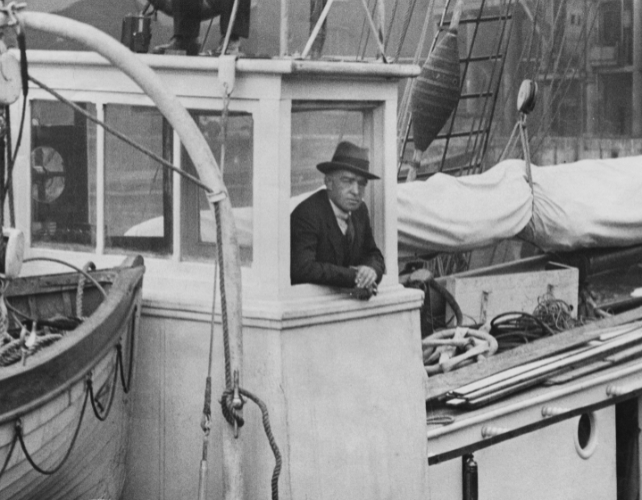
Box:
[0,259,145,425]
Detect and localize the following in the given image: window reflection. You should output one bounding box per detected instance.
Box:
[31,100,96,250]
[181,110,253,266]
[105,105,172,255]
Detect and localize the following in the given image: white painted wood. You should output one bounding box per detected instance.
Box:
[96,102,105,254]
[445,265,579,326]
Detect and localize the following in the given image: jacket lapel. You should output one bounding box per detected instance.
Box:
[321,191,346,264]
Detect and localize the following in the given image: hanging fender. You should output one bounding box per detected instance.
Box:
[147,0,222,20]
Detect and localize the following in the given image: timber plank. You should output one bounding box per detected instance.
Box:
[425,304,642,402]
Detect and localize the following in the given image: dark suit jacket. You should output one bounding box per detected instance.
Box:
[291,189,385,287]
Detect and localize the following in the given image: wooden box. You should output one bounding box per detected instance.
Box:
[442,256,579,326]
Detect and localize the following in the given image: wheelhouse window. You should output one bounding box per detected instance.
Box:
[291,101,374,199]
[30,98,253,264]
[181,110,254,266]
[31,100,97,250]
[105,104,172,255]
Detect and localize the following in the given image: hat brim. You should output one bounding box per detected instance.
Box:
[317,161,380,180]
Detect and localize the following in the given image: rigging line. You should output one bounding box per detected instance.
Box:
[1,75,25,206]
[221,0,240,55]
[383,0,400,50]
[200,16,216,52]
[396,0,434,123]
[531,4,598,154]
[28,75,212,193]
[397,0,436,171]
[4,105,14,227]
[355,0,369,60]
[438,0,488,172]
[523,0,544,76]
[539,4,597,127]
[358,0,377,60]
[462,0,512,174]
[530,0,564,84]
[22,257,107,298]
[393,0,420,61]
[1,14,28,203]
[475,0,516,172]
[493,1,542,163]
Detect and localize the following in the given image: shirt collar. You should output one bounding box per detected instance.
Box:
[328,198,350,220]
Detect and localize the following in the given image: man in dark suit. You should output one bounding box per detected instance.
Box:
[291,141,385,298]
[152,0,251,56]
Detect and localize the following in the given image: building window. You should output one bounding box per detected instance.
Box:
[181,110,254,265]
[31,100,97,250]
[105,104,173,256]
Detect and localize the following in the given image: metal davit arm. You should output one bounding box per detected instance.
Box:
[2,10,244,500]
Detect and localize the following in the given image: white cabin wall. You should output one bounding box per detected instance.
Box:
[428,406,617,500]
[124,285,428,500]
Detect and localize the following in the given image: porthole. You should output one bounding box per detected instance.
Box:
[574,412,598,459]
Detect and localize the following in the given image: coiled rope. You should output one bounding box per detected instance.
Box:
[489,297,579,353]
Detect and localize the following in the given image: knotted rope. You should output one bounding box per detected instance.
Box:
[423,326,498,375]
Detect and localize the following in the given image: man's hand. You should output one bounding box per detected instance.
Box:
[352,265,377,289]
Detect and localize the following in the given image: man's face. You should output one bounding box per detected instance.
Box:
[325,169,368,213]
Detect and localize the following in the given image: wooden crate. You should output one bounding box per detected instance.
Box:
[443,256,579,326]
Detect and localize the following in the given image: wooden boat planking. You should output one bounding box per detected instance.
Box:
[0,255,145,500]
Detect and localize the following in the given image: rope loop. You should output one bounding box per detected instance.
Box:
[219,387,245,430]
[14,380,90,476]
[0,2,26,27]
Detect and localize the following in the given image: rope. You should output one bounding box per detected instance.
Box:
[16,378,90,475]
[116,312,138,394]
[27,75,212,193]
[489,311,554,353]
[240,388,282,500]
[0,333,63,367]
[1,4,28,205]
[87,359,119,422]
[422,327,498,375]
[0,430,17,480]
[532,297,578,332]
[76,261,96,319]
[0,324,137,482]
[207,84,281,500]
[23,257,107,299]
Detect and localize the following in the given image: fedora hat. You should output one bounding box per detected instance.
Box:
[317,141,380,180]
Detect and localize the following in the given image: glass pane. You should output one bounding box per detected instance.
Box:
[105,104,172,255]
[31,100,96,250]
[291,102,367,198]
[181,111,253,266]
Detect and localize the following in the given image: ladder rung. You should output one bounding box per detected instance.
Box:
[460,91,494,99]
[461,54,504,63]
[435,129,487,139]
[442,13,513,27]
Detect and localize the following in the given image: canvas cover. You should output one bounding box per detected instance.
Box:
[520,155,642,251]
[397,159,533,258]
[127,156,642,257]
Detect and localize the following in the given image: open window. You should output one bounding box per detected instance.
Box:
[290,101,377,200]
